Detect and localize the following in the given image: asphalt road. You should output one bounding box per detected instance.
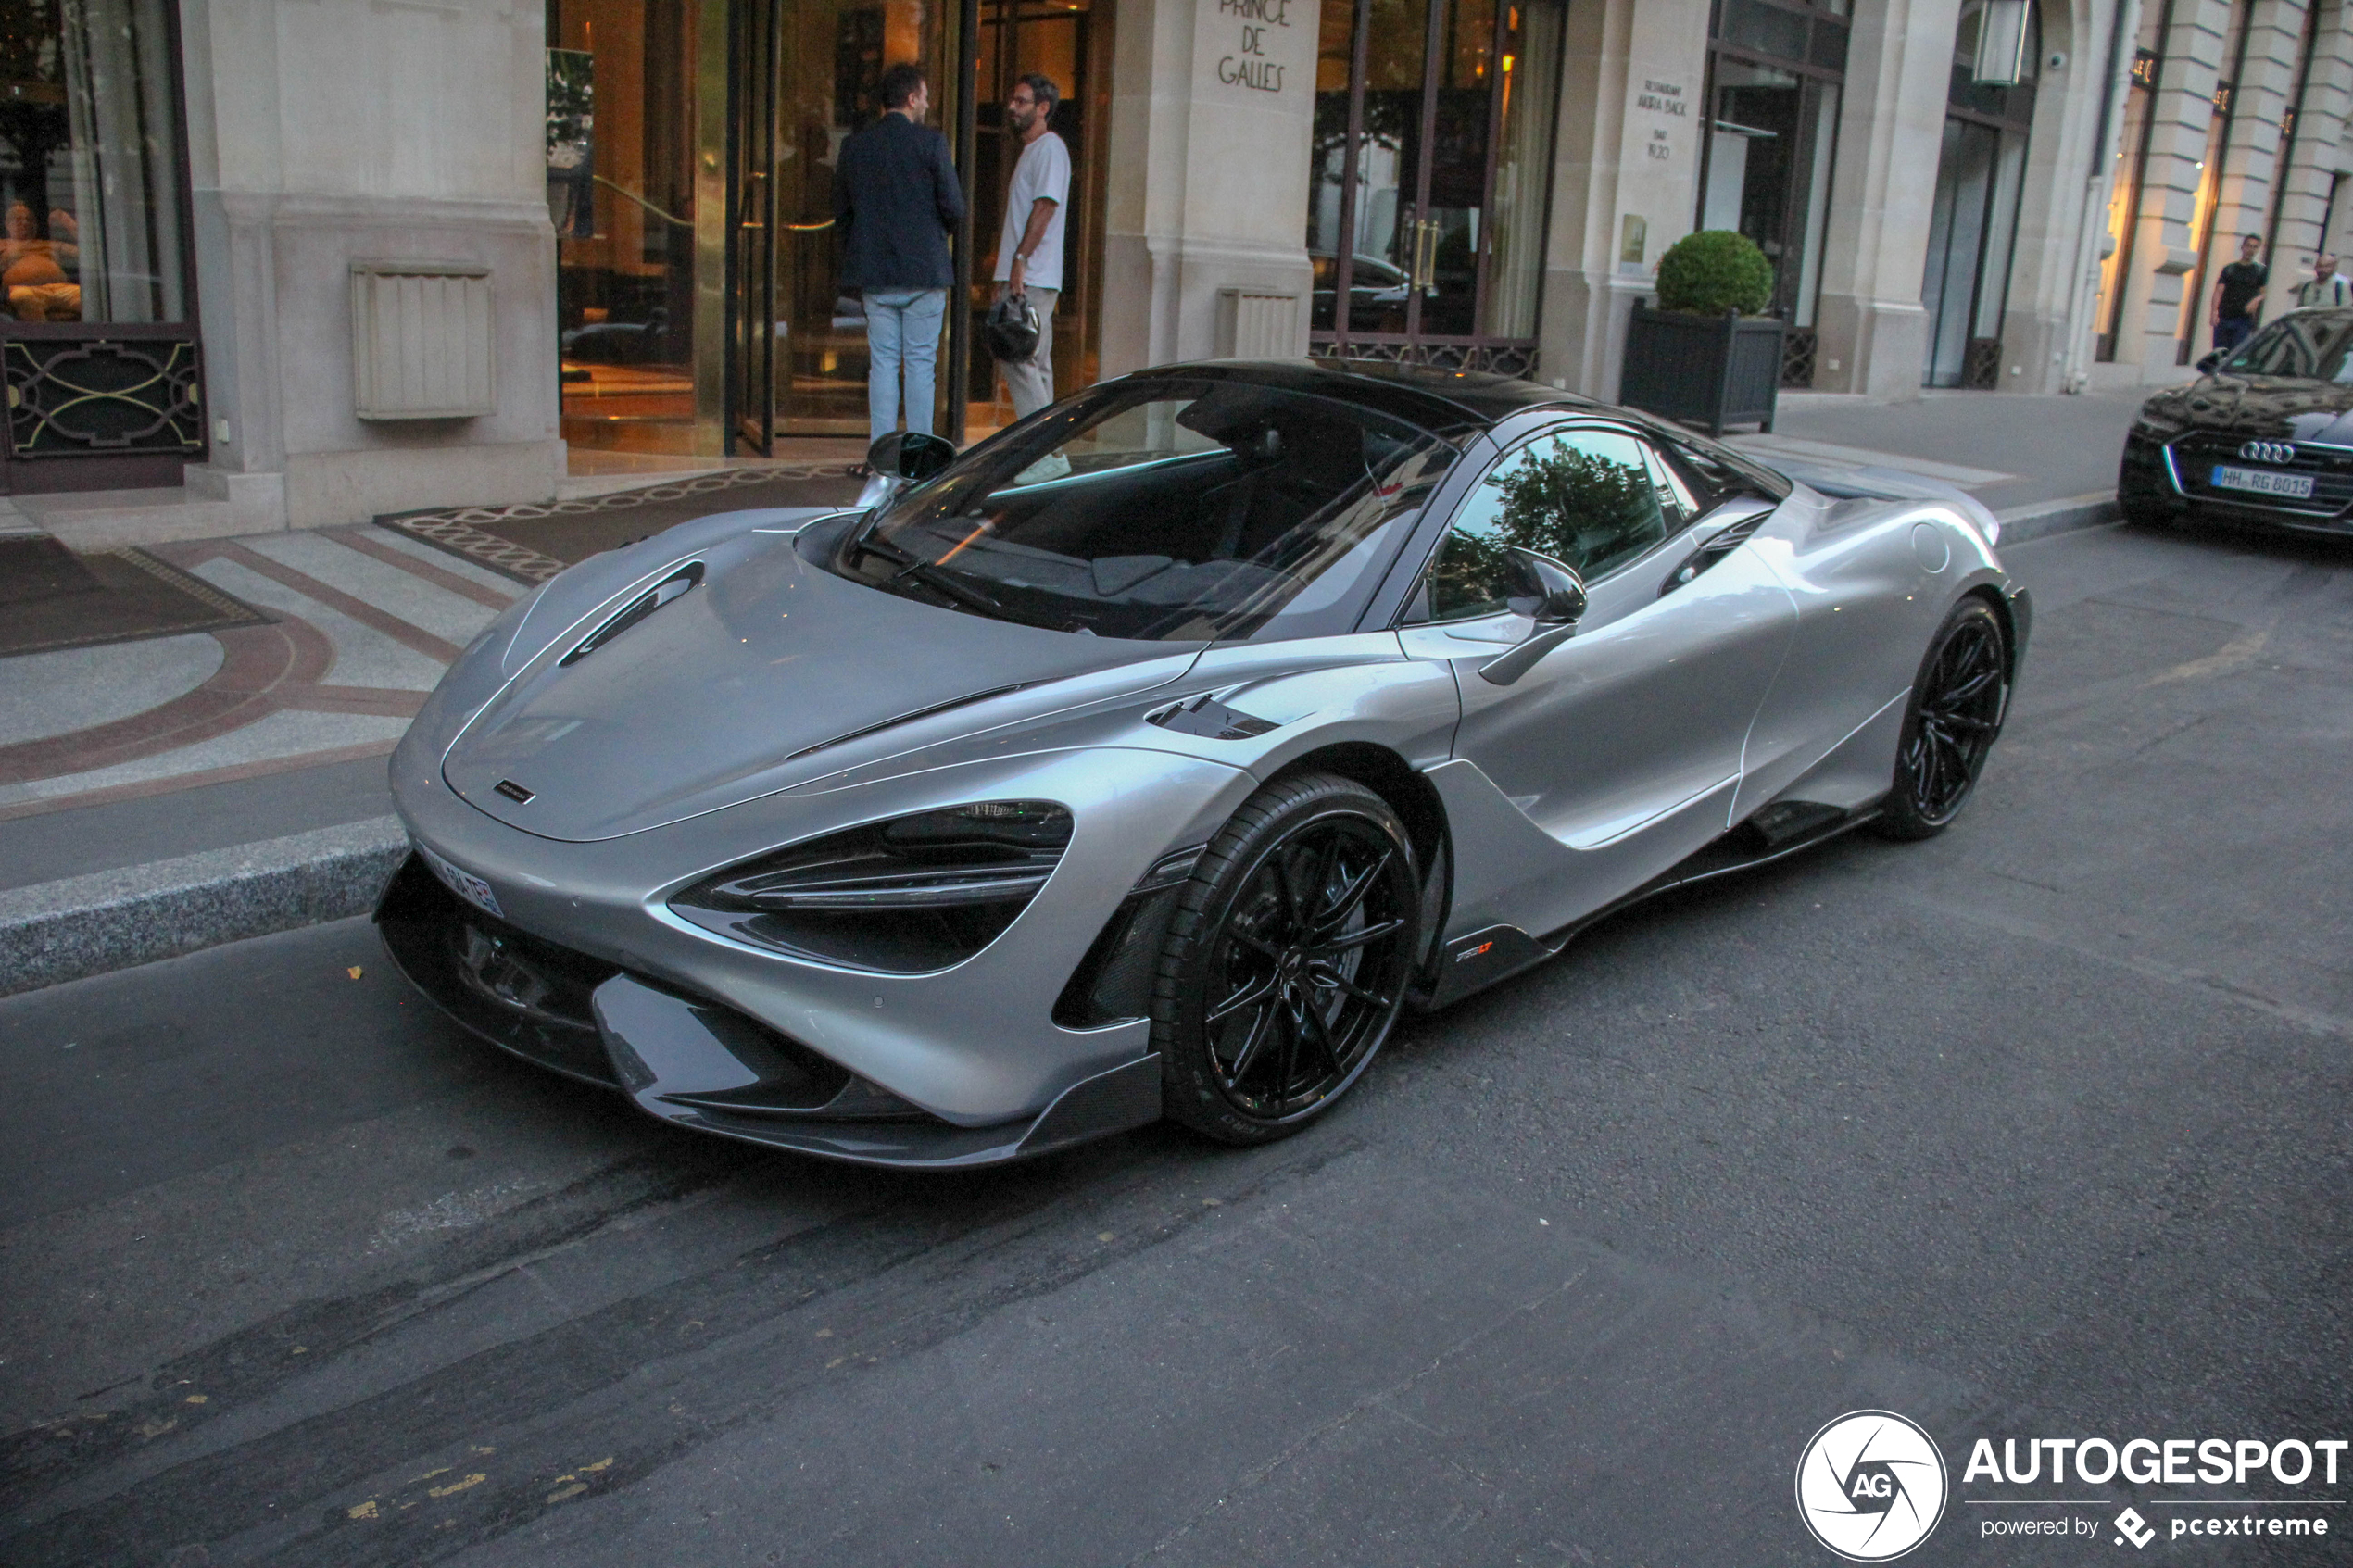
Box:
[4,517,2349,1568]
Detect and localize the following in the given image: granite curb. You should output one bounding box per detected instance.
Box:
[0,816,408,997]
[3,489,2119,1000]
[1993,490,2121,544]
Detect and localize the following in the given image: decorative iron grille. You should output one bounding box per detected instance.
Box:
[1780,328,1818,388]
[1310,338,1540,378]
[1962,336,2004,390]
[6,336,205,458]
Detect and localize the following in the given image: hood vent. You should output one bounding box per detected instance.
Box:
[560,562,704,667]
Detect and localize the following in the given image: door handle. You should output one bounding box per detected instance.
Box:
[1413,220,1440,292]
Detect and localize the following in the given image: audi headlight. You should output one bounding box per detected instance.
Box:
[670,801,1072,972]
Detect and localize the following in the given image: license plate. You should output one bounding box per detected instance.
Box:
[418,843,504,920]
[2210,463,2314,499]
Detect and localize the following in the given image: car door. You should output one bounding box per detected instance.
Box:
[1397,421,1798,931]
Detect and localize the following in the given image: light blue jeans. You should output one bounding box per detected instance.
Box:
[863,287,949,443]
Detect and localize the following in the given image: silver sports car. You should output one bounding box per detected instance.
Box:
[379,361,2029,1167]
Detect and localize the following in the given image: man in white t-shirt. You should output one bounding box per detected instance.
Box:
[992,73,1071,420]
[2296,253,2351,309]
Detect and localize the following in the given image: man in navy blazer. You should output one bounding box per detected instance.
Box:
[833,63,966,444]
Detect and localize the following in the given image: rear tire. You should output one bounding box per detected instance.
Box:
[1152,773,1421,1147]
[1875,597,2009,842]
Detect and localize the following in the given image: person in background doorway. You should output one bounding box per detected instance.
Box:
[2210,233,2268,357]
[833,61,964,445]
[2296,252,2349,308]
[992,73,1070,420]
[0,202,79,321]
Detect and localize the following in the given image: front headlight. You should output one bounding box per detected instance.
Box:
[2131,411,2183,441]
[669,801,1072,972]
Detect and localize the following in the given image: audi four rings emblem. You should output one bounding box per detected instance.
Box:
[2239,440,2296,464]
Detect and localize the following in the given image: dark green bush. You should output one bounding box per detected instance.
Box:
[1655,230,1775,316]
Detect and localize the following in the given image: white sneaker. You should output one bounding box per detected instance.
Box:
[1013,451,1073,486]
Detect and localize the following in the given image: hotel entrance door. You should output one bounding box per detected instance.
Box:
[553,0,965,456]
[558,0,1113,455]
[729,0,967,449]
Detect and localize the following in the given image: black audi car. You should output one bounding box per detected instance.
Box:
[2120,307,2353,536]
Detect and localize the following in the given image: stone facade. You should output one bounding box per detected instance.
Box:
[182,0,561,532]
[157,0,2353,533]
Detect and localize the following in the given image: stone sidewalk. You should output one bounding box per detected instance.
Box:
[0,386,2151,993]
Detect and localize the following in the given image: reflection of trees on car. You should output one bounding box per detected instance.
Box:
[1428,442,1659,618]
[1495,443,1655,564]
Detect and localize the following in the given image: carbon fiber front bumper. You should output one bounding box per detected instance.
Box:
[376,852,1167,1168]
[381,721,1259,1162]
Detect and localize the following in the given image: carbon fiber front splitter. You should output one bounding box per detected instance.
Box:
[376,853,1164,1169]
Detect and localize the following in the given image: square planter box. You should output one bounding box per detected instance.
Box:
[1617,303,1785,435]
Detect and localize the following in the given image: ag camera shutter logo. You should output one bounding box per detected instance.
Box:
[1795,1411,1949,1561]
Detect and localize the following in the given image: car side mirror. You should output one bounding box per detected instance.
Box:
[866,431,957,482]
[1478,550,1585,686]
[1516,548,1587,625]
[859,431,958,509]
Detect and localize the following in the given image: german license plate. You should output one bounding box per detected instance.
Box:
[419,843,504,920]
[2211,464,2314,500]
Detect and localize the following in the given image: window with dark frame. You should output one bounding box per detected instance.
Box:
[1691,0,1847,388]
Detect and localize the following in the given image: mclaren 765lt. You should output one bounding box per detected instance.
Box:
[379,360,2029,1167]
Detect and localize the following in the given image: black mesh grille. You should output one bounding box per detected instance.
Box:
[375,855,622,1086]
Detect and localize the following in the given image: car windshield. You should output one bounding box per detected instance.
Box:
[2218,314,2353,382]
[832,379,1459,642]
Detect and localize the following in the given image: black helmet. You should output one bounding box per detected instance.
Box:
[986,292,1041,362]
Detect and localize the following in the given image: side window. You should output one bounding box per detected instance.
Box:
[1418,517,1545,622]
[1645,445,1701,527]
[1667,437,1790,504]
[1414,428,1679,624]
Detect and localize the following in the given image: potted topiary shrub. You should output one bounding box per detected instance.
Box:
[1617,229,1786,435]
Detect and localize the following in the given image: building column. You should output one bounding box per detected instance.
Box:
[182,0,561,531]
[1532,0,1708,398]
[2113,0,2232,374]
[1999,0,2139,394]
[2324,7,2353,261]
[2183,0,2309,352]
[2326,0,2353,261]
[2259,0,2353,311]
[1099,0,1319,376]
[1809,0,1963,398]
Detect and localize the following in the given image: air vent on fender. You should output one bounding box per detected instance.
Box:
[1660,508,1772,596]
[560,562,705,666]
[1146,693,1279,740]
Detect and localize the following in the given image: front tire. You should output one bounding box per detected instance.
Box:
[1875,597,2009,841]
[1153,773,1421,1146]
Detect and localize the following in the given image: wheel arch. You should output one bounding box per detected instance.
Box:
[1264,741,1453,972]
[1961,582,2021,684]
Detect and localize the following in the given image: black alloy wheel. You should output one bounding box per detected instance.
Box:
[1876,597,2009,841]
[1155,773,1421,1145]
